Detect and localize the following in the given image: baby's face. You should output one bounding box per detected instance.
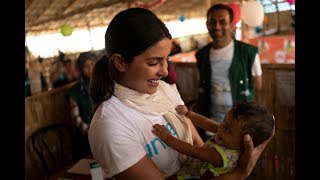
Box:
[214,112,243,149]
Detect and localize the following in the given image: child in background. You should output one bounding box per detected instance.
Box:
[152,101,274,179]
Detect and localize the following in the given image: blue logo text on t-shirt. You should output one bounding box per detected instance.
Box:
[146,122,177,157]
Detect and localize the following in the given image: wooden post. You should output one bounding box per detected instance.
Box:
[274,0,281,33]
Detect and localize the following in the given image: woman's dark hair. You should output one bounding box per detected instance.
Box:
[90,8,172,110]
[207,3,234,23]
[230,101,274,147]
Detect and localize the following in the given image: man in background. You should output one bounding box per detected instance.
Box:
[195,4,262,141]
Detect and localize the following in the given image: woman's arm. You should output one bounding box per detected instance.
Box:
[152,124,222,167]
[113,155,165,180]
[112,121,203,180]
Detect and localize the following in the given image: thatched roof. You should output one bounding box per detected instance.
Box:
[25,0,236,36]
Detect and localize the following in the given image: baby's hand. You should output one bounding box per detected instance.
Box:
[175,105,189,115]
[152,124,171,142]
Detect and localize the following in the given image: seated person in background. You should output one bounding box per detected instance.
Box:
[66,52,97,132]
[66,51,97,157]
[51,51,71,88]
[152,101,274,179]
[64,59,80,82]
[26,58,47,95]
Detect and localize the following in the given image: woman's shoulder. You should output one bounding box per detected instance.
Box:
[90,97,128,130]
[90,96,147,137]
[94,96,126,116]
[91,96,138,124]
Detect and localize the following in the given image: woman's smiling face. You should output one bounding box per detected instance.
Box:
[119,38,172,94]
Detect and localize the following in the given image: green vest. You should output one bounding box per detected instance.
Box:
[195,40,258,118]
[66,81,94,124]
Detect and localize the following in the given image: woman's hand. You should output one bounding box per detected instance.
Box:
[236,121,275,178]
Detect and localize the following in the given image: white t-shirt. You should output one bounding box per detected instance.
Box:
[88,96,181,178]
[209,40,262,121]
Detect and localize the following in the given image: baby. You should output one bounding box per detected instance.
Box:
[152,101,274,179]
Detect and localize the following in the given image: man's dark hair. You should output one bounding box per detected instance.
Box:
[207,4,234,23]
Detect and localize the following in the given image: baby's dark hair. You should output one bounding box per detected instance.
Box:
[230,101,274,147]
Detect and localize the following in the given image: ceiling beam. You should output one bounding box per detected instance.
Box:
[34,0,57,21]
[27,0,124,27]
[25,0,36,10]
[62,0,78,14]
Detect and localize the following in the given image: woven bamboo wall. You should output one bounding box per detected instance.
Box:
[254,64,295,180]
[174,62,200,105]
